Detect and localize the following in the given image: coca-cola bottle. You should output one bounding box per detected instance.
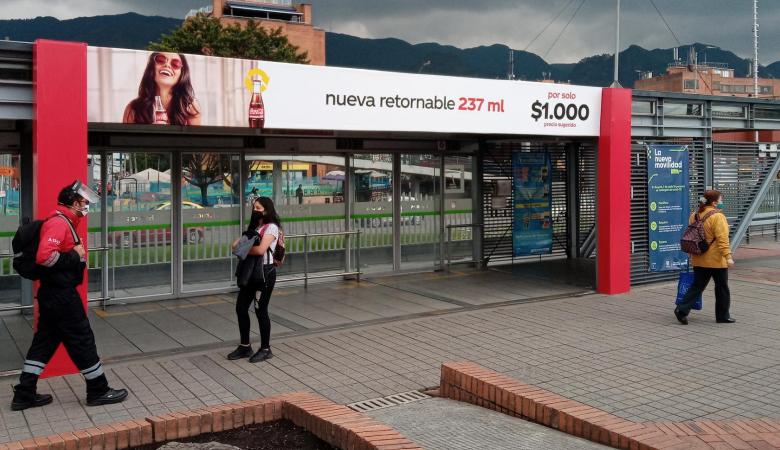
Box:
[248,77,265,129]
[153,95,169,125]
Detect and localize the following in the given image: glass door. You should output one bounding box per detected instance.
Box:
[87,153,108,305]
[400,154,441,270]
[181,152,242,292]
[244,154,349,278]
[105,152,174,300]
[0,152,21,309]
[444,154,476,265]
[351,154,394,273]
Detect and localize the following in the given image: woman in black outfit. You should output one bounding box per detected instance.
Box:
[228,197,281,363]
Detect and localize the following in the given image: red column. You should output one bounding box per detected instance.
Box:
[596,88,632,294]
[33,39,88,377]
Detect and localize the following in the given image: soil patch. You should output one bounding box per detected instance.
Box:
[137,420,339,450]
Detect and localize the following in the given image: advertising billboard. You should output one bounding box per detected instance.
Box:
[512,152,553,256]
[647,144,689,272]
[87,47,602,136]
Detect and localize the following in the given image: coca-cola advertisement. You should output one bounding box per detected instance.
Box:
[89,47,272,129]
[88,46,603,137]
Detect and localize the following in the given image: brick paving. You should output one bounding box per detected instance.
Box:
[0,244,777,446]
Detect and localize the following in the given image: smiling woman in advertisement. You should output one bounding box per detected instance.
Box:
[122,52,201,126]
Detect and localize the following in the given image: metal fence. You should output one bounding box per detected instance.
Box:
[0,209,473,276]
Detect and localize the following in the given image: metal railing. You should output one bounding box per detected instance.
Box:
[279,230,361,288]
[445,223,482,270]
[747,180,780,242]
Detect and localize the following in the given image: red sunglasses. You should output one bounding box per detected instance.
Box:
[154,54,183,70]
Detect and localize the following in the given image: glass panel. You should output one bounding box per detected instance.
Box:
[182,153,242,292]
[712,105,746,119]
[400,154,440,269]
[0,153,21,308]
[755,108,780,120]
[631,100,654,115]
[444,155,475,264]
[245,155,348,278]
[107,152,173,299]
[351,154,393,273]
[664,102,703,117]
[86,154,105,301]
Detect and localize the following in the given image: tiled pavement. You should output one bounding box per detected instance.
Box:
[0,261,592,372]
[0,241,777,446]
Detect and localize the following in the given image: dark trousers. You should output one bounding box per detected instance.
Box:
[236,266,276,349]
[677,267,731,320]
[16,286,109,399]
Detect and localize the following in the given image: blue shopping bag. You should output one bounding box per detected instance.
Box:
[675,271,702,311]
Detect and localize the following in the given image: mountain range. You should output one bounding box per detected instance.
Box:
[2,12,778,87]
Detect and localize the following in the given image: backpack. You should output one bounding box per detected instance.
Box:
[259,224,286,268]
[680,210,719,255]
[11,213,79,280]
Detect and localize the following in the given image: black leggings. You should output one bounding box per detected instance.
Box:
[236,266,276,349]
[677,267,731,320]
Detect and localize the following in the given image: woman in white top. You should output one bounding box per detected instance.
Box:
[228,196,280,363]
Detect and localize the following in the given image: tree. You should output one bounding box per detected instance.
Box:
[149,14,308,63]
[183,153,231,206]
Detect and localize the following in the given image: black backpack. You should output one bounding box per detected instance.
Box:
[12,213,79,280]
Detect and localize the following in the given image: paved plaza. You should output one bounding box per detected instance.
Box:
[0,260,592,372]
[0,239,777,446]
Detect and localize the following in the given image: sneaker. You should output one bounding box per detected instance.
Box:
[227,345,253,360]
[249,348,273,363]
[11,388,53,411]
[86,388,128,407]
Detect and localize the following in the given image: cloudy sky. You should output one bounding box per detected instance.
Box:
[3,0,778,63]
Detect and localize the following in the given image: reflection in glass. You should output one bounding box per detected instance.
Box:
[444,155,475,265]
[104,152,174,299]
[182,153,241,292]
[244,155,348,277]
[0,153,21,308]
[400,154,441,269]
[351,154,393,273]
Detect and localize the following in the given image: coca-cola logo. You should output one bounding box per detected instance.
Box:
[249,107,265,119]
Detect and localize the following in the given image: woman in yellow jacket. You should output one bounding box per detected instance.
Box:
[674,189,736,325]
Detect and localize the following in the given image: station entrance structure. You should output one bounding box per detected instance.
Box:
[0,40,777,315]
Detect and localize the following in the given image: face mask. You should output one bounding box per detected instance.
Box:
[251,211,263,224]
[716,202,724,210]
[79,204,90,216]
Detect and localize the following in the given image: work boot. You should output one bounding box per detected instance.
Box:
[11,386,53,411]
[86,388,128,407]
[227,344,253,360]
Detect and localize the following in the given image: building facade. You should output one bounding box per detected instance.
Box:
[635,63,780,100]
[189,0,325,65]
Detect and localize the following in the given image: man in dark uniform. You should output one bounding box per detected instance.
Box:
[11,181,128,411]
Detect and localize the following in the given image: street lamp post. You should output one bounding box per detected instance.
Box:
[610,0,622,87]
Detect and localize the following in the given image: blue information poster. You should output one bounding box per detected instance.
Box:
[647,144,689,272]
[512,152,553,256]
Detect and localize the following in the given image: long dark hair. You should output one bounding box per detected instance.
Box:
[126,52,197,125]
[698,189,721,214]
[255,196,282,228]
